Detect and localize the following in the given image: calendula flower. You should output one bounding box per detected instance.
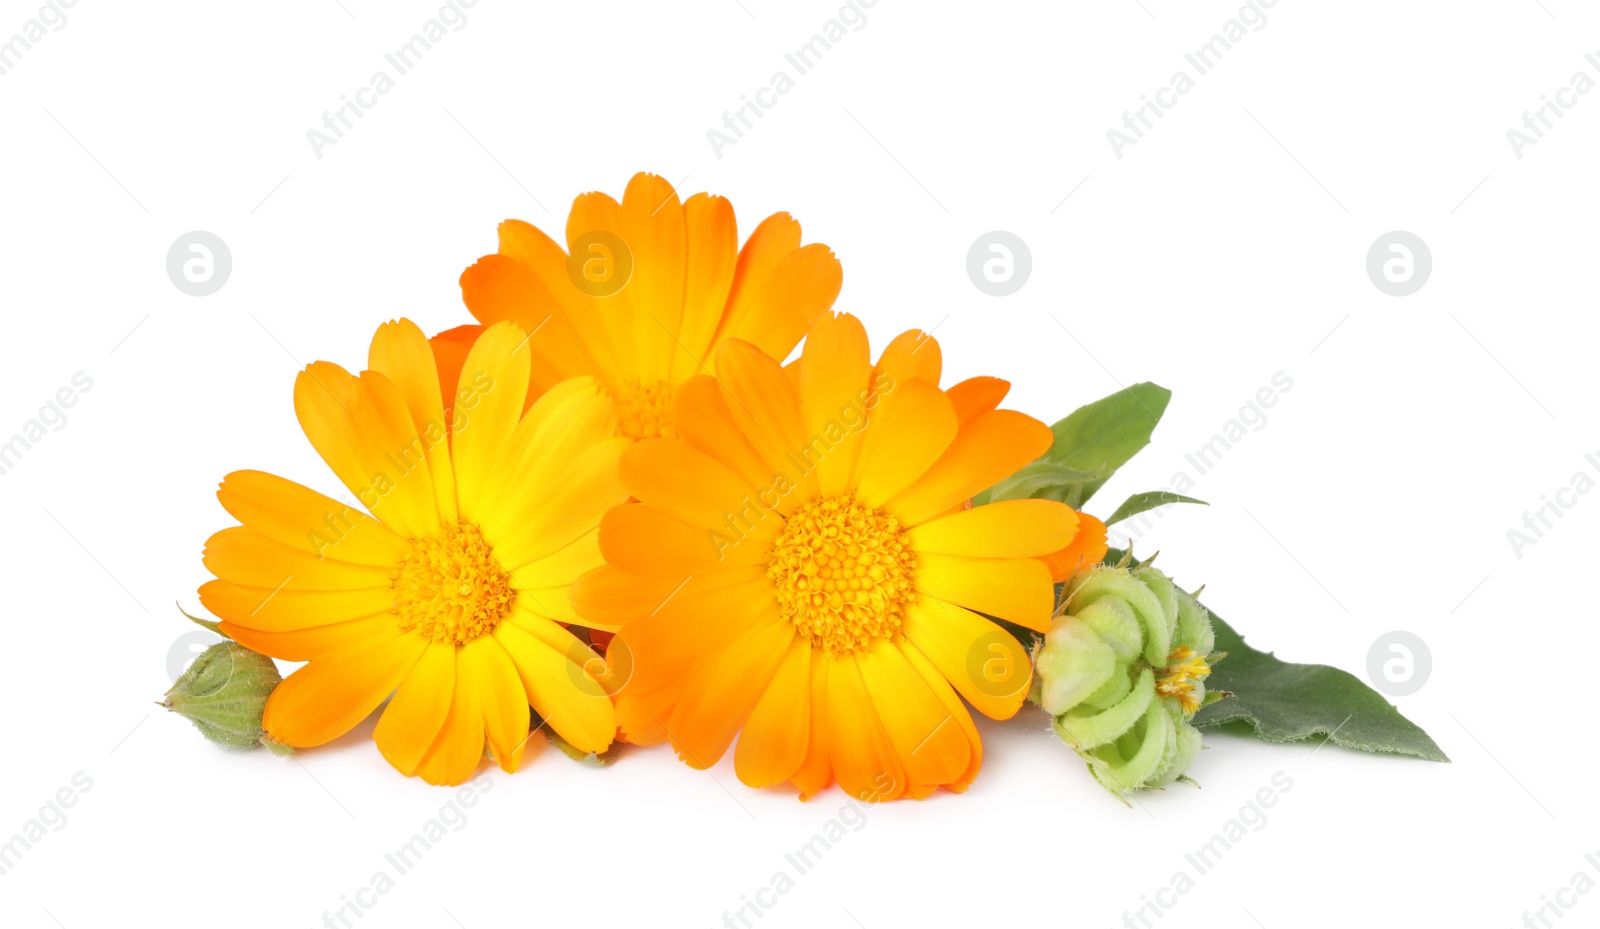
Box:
[198,320,627,786]
[574,312,1088,800]
[449,172,843,440]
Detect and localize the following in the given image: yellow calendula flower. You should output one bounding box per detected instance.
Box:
[445,171,843,440]
[199,319,627,786]
[574,312,1089,800]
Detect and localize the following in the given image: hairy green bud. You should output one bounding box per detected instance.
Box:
[161,640,289,752]
[1034,560,1223,795]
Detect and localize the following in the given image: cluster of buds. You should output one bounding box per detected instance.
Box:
[1032,555,1224,795]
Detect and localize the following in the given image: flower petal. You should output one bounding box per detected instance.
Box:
[916,553,1056,632]
[885,410,1053,527]
[907,498,1078,559]
[734,634,813,788]
[263,632,427,748]
[374,640,455,776]
[902,598,1032,720]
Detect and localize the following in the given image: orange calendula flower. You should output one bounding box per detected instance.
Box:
[574,313,1086,800]
[199,319,627,786]
[447,172,843,440]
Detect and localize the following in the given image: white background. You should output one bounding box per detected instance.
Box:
[1,1,1594,927]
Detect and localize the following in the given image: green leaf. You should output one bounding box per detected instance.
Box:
[1104,490,1207,526]
[1043,382,1171,507]
[1195,612,1449,762]
[978,460,1102,506]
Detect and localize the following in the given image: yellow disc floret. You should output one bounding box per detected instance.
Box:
[392,523,514,645]
[767,494,917,653]
[613,379,677,440]
[1156,646,1213,715]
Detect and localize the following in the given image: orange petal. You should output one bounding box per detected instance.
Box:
[463,636,532,774]
[620,439,775,541]
[851,378,957,508]
[414,649,487,786]
[368,319,458,523]
[215,470,408,567]
[716,244,841,367]
[825,653,906,802]
[374,640,455,777]
[429,324,482,419]
[219,613,397,663]
[494,620,615,755]
[898,640,984,792]
[199,580,394,633]
[203,526,393,591]
[857,638,971,791]
[711,339,819,502]
[263,632,427,748]
[734,635,813,788]
[1043,511,1110,581]
[798,312,872,497]
[674,192,739,382]
[946,376,1011,430]
[884,410,1054,527]
[874,329,942,388]
[666,615,794,769]
[672,374,789,502]
[790,645,835,799]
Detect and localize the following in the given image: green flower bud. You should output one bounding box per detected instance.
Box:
[161,640,289,753]
[1034,558,1223,795]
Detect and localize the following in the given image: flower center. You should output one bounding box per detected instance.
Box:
[613,379,677,440]
[1156,646,1213,715]
[392,523,514,645]
[767,494,916,653]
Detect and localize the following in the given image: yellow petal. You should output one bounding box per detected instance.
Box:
[374,640,455,776]
[734,634,813,788]
[620,173,688,384]
[907,498,1078,558]
[851,378,956,508]
[414,650,486,786]
[263,632,426,748]
[673,192,738,382]
[203,526,393,591]
[216,470,408,566]
[494,620,616,754]
[857,638,971,790]
[199,580,394,633]
[902,598,1031,720]
[367,319,458,523]
[666,614,793,769]
[916,553,1056,632]
[826,653,905,802]
[798,312,872,497]
[885,410,1054,527]
[451,321,532,520]
[462,636,532,774]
